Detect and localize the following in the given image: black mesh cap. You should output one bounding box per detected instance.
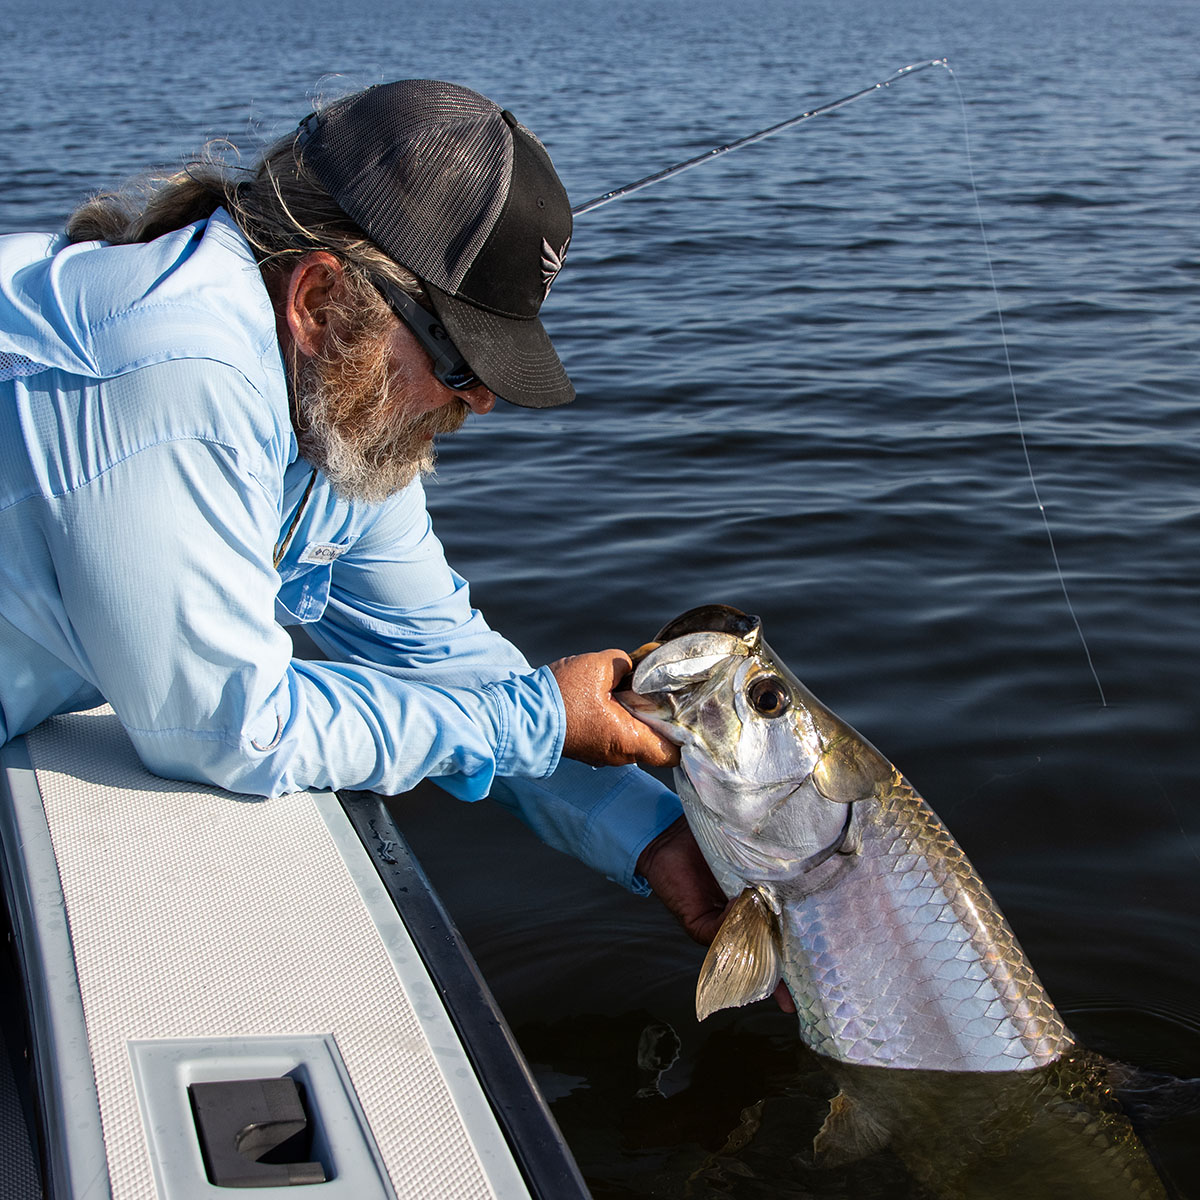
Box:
[296,80,574,408]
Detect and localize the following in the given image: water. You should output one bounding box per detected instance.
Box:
[5,0,1199,1193]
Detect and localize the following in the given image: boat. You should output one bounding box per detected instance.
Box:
[0,704,590,1198]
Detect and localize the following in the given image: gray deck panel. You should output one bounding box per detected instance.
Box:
[2,706,532,1200]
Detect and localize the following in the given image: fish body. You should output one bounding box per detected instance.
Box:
[622,604,1071,1072]
[621,605,1169,1197]
[624,604,1166,1195]
[779,769,1069,1071]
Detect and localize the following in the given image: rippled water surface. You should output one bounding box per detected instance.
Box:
[6,0,1199,1194]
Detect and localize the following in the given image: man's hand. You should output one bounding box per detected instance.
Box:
[635,816,727,945]
[550,650,680,769]
[636,817,797,1015]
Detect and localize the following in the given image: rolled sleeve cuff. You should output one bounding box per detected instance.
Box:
[480,664,565,781]
[581,771,684,894]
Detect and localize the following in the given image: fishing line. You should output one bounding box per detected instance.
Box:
[574,60,1107,707]
[943,66,1107,707]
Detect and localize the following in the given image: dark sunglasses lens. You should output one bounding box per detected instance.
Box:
[440,364,481,391]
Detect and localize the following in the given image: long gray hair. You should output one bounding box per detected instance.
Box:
[65,123,422,303]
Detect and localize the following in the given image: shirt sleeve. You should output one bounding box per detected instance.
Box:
[302,485,686,890]
[488,763,684,894]
[40,367,564,801]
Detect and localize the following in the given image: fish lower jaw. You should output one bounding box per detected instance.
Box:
[705,836,824,894]
[617,696,679,735]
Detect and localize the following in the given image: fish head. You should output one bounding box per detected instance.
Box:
[621,605,892,890]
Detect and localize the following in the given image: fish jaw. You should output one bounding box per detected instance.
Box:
[623,631,751,773]
[613,687,699,750]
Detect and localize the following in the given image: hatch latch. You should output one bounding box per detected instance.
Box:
[189,1076,327,1187]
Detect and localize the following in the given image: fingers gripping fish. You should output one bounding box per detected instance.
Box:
[620,604,1072,1073]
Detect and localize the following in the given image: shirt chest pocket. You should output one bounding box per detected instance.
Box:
[275,541,353,625]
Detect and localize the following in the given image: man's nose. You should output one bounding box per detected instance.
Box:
[463,387,496,416]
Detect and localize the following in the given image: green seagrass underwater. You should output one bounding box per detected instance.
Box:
[620,605,1168,1198]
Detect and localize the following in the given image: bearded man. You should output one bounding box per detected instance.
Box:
[0,80,722,942]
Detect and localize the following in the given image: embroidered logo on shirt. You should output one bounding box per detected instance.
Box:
[299,542,350,565]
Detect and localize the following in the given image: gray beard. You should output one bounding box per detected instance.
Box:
[292,358,466,504]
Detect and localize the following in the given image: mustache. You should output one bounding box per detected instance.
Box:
[420,397,471,438]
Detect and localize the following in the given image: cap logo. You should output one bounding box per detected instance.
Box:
[540,236,570,301]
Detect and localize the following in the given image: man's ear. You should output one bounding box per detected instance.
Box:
[282,252,346,360]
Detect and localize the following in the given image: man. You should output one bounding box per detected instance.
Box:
[0,79,723,940]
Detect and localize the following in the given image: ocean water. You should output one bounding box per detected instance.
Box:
[5,0,1199,1194]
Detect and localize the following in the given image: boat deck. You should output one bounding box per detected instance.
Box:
[0,706,587,1198]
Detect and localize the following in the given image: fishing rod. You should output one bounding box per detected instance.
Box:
[571,58,949,217]
[570,57,1108,705]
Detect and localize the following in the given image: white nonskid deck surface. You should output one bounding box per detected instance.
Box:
[23,707,525,1200]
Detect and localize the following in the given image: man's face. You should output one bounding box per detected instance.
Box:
[290,289,495,503]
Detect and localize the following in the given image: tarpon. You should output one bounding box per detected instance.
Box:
[620,605,1171,1196]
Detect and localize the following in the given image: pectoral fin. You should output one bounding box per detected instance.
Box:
[696,888,783,1021]
[813,1091,892,1168]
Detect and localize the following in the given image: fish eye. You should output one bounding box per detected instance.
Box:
[748,675,791,718]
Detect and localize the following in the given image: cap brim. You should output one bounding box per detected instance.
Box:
[424,282,575,409]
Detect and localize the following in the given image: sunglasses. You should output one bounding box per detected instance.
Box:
[372,277,483,392]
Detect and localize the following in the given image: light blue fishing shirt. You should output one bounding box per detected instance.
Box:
[0,208,681,890]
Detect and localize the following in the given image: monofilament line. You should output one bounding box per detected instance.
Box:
[946,66,1107,707]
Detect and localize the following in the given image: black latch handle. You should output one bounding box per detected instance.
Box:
[189,1077,327,1188]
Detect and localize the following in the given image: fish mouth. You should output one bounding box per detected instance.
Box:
[618,609,762,750]
[619,637,751,764]
[615,687,690,747]
[614,642,671,726]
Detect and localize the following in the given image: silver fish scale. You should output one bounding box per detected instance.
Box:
[782,771,1073,1071]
